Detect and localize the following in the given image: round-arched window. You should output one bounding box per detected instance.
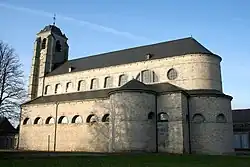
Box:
[192,113,205,123]
[216,113,227,123]
[72,115,83,123]
[167,68,178,80]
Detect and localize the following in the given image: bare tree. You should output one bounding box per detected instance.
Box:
[0,40,26,121]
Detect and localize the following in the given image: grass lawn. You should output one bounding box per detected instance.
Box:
[1,154,250,167]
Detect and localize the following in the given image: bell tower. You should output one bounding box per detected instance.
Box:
[28,24,69,100]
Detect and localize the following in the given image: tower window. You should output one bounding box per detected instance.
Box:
[56,40,62,52]
[41,38,46,49]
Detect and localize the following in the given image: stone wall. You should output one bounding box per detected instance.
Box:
[157,92,187,153]
[189,96,234,155]
[42,54,222,96]
[109,91,156,152]
[20,92,157,152]
[19,99,111,152]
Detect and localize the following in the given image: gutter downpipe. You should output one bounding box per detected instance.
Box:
[54,102,59,152]
[187,95,192,154]
[155,94,158,153]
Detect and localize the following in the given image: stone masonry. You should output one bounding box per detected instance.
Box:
[19,24,234,155]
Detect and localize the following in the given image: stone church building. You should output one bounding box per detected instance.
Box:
[19,24,234,155]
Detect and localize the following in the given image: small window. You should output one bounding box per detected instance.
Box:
[158,112,168,122]
[167,68,178,80]
[68,67,74,72]
[23,118,30,125]
[102,114,110,123]
[41,38,46,49]
[118,74,128,86]
[192,113,205,123]
[90,78,99,89]
[77,80,86,91]
[146,53,153,60]
[44,85,51,95]
[66,82,73,93]
[55,40,61,52]
[58,116,68,124]
[72,115,83,123]
[216,113,227,123]
[86,114,98,124]
[148,112,155,120]
[55,84,62,94]
[34,117,42,125]
[104,76,113,88]
[45,117,55,124]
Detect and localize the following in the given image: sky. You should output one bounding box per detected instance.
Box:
[0,0,249,109]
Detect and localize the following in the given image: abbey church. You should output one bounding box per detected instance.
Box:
[19,24,234,155]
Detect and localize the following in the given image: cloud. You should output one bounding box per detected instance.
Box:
[0,3,152,42]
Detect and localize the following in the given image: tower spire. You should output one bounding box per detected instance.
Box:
[53,14,56,26]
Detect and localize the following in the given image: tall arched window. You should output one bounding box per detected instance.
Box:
[58,116,68,124]
[216,113,227,123]
[142,70,152,83]
[41,38,46,49]
[72,115,83,123]
[90,78,99,89]
[45,117,55,124]
[77,80,86,91]
[104,76,113,88]
[55,40,61,52]
[118,74,128,86]
[34,117,42,125]
[192,113,205,123]
[136,70,158,83]
[66,82,73,92]
[23,118,31,125]
[55,84,62,94]
[44,85,51,95]
[158,112,168,122]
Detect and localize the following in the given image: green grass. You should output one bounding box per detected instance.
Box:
[1,154,250,167]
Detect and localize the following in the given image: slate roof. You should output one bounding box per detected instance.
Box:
[150,82,184,93]
[38,25,66,38]
[22,81,183,105]
[116,79,154,92]
[23,88,116,105]
[47,37,217,76]
[232,109,250,123]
